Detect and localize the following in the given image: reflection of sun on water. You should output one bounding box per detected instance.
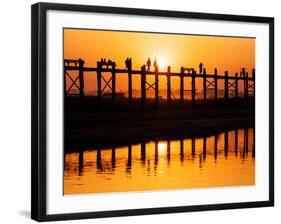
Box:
[158,142,167,154]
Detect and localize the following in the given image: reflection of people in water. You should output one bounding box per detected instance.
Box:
[199,62,203,74]
[146,57,151,72]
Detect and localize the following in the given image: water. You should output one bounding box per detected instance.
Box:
[64,128,255,195]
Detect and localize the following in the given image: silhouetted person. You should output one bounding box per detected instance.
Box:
[107,60,116,69]
[153,59,158,70]
[199,62,203,74]
[240,67,246,77]
[125,58,129,69]
[129,58,132,69]
[147,57,151,72]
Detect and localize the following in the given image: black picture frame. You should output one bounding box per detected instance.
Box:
[31,2,274,222]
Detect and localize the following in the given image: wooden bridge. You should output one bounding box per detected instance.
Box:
[64,58,255,105]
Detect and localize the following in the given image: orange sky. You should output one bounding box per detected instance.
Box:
[64,29,255,93]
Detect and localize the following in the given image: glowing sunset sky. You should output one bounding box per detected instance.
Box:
[64,29,255,93]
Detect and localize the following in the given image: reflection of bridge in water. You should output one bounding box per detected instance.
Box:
[67,128,254,177]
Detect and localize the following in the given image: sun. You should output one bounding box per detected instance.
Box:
[158,142,167,154]
[157,57,167,69]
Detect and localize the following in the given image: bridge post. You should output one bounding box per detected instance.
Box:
[214,68,218,100]
[78,59,84,98]
[244,72,248,98]
[155,66,159,107]
[167,66,171,105]
[64,63,67,97]
[224,71,229,100]
[97,62,102,101]
[235,72,238,99]
[203,68,207,103]
[128,64,132,104]
[180,67,184,105]
[191,70,196,104]
[111,63,116,102]
[141,65,146,105]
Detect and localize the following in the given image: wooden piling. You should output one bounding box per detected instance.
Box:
[191,70,196,104]
[214,68,218,100]
[78,59,84,98]
[64,64,67,97]
[128,65,132,104]
[141,65,146,105]
[203,68,207,103]
[224,71,229,100]
[155,66,159,107]
[244,72,248,98]
[167,66,171,104]
[180,67,184,105]
[97,62,102,101]
[111,63,116,102]
[252,68,255,97]
[235,72,238,99]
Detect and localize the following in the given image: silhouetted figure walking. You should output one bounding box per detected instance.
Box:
[240,67,246,77]
[199,62,203,74]
[153,59,158,70]
[147,57,151,72]
[125,58,130,69]
[128,58,132,69]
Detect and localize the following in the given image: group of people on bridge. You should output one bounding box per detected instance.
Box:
[101,57,249,78]
[100,58,116,68]
[146,57,159,72]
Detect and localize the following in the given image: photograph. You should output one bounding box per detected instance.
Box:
[63,29,255,195]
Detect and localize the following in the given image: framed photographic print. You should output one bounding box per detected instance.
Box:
[31,2,274,222]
